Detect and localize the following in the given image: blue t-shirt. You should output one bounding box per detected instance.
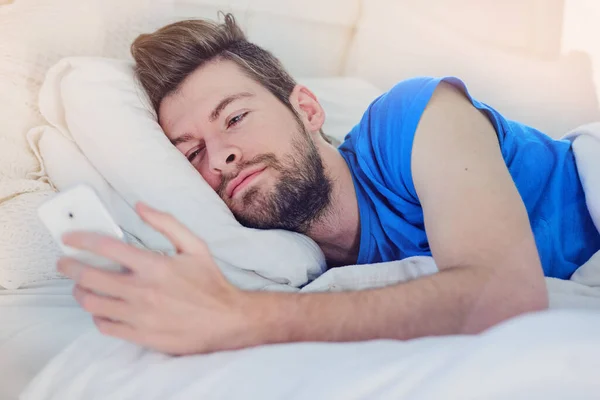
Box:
[338,76,600,279]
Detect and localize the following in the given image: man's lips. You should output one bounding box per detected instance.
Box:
[226,166,267,199]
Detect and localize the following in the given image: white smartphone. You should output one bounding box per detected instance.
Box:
[38,184,126,272]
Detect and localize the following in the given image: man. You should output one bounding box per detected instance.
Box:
[58,15,600,355]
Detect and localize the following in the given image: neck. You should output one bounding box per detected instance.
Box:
[305,143,361,267]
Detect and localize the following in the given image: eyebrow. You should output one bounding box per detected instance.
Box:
[170,133,196,147]
[209,92,254,122]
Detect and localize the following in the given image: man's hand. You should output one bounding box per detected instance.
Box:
[58,203,259,355]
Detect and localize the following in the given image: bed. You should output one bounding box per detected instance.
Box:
[2,0,600,398]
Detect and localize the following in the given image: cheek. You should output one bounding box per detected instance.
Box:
[197,164,221,191]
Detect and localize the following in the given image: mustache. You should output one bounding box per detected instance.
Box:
[216,153,279,198]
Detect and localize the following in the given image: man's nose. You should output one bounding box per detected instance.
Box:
[208,141,242,175]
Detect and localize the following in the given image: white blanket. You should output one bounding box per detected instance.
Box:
[541,123,600,307]
[20,310,600,399]
[563,122,600,232]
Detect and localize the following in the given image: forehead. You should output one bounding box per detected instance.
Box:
[158,60,267,134]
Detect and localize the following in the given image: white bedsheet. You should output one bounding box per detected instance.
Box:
[20,309,600,400]
[4,252,599,399]
[0,280,92,400]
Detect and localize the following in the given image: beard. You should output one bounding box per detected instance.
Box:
[216,127,333,234]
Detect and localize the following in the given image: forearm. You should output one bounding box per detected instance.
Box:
[249,267,546,345]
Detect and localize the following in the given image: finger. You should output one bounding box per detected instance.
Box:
[74,285,131,323]
[61,231,162,273]
[136,202,208,255]
[94,317,199,356]
[93,316,139,342]
[58,257,137,300]
[93,316,160,350]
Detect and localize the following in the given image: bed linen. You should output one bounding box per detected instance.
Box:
[20,309,600,400]
[3,252,600,399]
[3,219,599,398]
[0,280,91,400]
[563,122,600,232]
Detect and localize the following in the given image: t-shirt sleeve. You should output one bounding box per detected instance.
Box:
[350,76,469,202]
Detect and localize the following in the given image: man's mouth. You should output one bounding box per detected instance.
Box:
[226,166,267,199]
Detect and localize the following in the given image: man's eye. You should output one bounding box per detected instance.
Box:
[227,112,249,128]
[187,148,204,162]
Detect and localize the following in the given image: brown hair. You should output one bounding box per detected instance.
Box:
[131,13,331,143]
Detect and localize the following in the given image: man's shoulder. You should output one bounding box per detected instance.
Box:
[382,76,445,108]
[341,77,444,150]
[339,76,464,199]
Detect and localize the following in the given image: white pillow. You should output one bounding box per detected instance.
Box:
[33,57,382,290]
[34,57,327,290]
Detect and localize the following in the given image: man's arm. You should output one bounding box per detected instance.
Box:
[252,263,540,344]
[59,87,548,353]
[254,82,547,343]
[411,82,549,330]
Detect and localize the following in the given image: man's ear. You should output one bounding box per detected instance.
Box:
[289,84,325,135]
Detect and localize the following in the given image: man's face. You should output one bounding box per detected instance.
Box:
[158,60,332,233]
